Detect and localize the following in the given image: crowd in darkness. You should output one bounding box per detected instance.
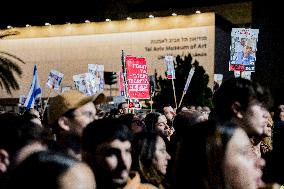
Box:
[1,77,284,189]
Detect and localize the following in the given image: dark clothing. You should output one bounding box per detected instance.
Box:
[265,121,284,184]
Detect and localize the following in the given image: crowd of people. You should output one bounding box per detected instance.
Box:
[1,77,284,189]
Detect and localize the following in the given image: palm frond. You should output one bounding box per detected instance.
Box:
[0,64,20,89]
[0,30,20,39]
[0,55,23,72]
[0,51,25,94]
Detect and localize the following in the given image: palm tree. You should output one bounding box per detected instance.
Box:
[0,30,25,94]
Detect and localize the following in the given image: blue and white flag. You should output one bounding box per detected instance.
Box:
[24,65,42,109]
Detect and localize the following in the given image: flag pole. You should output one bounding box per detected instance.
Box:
[41,88,52,120]
[171,78,177,109]
[121,50,128,99]
[39,95,44,116]
[178,92,186,108]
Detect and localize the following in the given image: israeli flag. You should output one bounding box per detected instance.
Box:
[24,65,42,109]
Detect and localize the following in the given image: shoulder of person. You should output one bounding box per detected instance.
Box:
[138,183,159,189]
[126,171,159,189]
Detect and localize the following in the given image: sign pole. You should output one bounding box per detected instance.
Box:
[41,88,52,120]
[150,97,153,113]
[178,92,186,108]
[121,50,128,99]
[171,78,177,109]
[178,66,195,108]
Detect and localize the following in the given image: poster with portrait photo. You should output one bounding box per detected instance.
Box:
[46,70,64,91]
[73,73,97,96]
[229,28,259,72]
[164,55,175,79]
[213,74,223,93]
[88,64,104,92]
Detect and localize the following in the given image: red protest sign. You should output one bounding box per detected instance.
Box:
[126,56,150,99]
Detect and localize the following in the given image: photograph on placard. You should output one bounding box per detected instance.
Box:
[46,70,64,91]
[88,64,104,92]
[164,55,175,79]
[229,28,259,72]
[73,73,97,96]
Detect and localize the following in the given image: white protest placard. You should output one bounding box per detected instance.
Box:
[73,73,97,96]
[213,74,223,93]
[234,71,241,78]
[129,99,142,110]
[183,67,195,93]
[241,71,251,80]
[88,64,104,92]
[214,74,223,86]
[229,28,259,72]
[164,55,175,79]
[19,95,26,105]
[46,70,64,91]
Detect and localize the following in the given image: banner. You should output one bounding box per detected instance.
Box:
[19,95,26,106]
[164,55,175,79]
[88,64,104,92]
[126,56,150,99]
[46,69,64,91]
[213,74,223,93]
[241,71,251,80]
[129,99,142,110]
[73,73,97,96]
[183,67,195,93]
[229,28,259,72]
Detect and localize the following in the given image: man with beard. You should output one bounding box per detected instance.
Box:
[48,90,105,158]
[81,118,157,189]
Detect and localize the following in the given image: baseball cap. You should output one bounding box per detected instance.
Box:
[48,90,105,125]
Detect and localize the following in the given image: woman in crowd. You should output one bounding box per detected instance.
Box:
[144,112,173,141]
[173,121,266,189]
[131,132,171,189]
[251,112,273,158]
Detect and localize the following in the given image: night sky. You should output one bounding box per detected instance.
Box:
[0,0,249,28]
